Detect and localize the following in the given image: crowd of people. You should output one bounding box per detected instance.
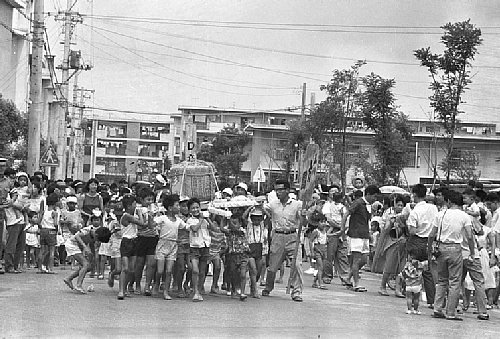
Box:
[1,164,499,320]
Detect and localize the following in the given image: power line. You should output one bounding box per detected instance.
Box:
[79,36,300,97]
[94,20,420,67]
[82,14,500,34]
[89,20,500,70]
[82,23,328,82]
[87,30,299,90]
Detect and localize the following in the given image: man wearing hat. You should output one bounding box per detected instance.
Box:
[262,179,305,302]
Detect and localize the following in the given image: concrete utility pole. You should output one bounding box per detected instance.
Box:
[300,82,306,120]
[27,0,44,175]
[66,71,79,179]
[54,0,76,179]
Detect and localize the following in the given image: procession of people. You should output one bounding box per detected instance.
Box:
[1,162,499,321]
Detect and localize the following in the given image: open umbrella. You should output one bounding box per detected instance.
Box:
[379,185,409,195]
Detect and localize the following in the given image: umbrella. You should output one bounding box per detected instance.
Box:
[489,187,500,192]
[379,185,409,195]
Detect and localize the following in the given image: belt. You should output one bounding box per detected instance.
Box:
[275,230,295,235]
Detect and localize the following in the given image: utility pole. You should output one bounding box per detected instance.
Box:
[27,0,44,175]
[54,0,80,179]
[66,71,79,179]
[300,82,306,120]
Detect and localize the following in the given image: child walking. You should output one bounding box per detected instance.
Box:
[311,214,328,290]
[402,251,426,315]
[117,195,151,300]
[153,194,186,300]
[39,193,60,274]
[63,226,111,294]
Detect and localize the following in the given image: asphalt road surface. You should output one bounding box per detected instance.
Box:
[1,265,499,338]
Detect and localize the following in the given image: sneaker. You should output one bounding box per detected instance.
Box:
[413,310,422,315]
[406,310,412,315]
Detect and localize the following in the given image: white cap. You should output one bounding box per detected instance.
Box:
[66,196,78,204]
[236,182,248,192]
[222,187,233,196]
[155,174,167,185]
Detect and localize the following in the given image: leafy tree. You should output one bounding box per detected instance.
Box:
[282,119,310,183]
[360,73,413,185]
[414,20,482,183]
[0,94,28,157]
[439,148,480,181]
[307,61,365,191]
[196,126,251,182]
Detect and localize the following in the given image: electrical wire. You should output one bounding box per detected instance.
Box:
[93,20,420,67]
[89,29,300,90]
[79,36,300,97]
[82,14,500,35]
[81,23,328,82]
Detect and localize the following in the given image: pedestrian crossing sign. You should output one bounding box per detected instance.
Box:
[41,146,59,166]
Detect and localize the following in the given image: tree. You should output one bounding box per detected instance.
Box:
[307,61,365,192]
[0,94,28,157]
[360,73,413,185]
[196,126,251,182]
[414,20,482,183]
[439,148,480,181]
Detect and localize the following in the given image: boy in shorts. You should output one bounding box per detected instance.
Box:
[311,214,328,290]
[134,188,158,296]
[208,216,226,294]
[175,196,191,297]
[153,194,186,300]
[63,225,111,294]
[186,198,211,302]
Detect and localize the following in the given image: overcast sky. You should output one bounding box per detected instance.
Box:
[45,0,500,123]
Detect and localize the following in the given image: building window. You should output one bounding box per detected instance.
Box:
[83,164,90,173]
[84,145,92,156]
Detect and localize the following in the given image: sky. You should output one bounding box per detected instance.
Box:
[44,0,500,123]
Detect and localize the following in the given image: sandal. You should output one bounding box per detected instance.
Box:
[74,286,87,294]
[354,286,367,292]
[63,279,74,290]
[318,285,328,290]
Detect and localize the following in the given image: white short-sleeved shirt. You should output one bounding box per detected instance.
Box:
[433,208,470,245]
[155,215,186,241]
[407,201,439,238]
[322,201,345,226]
[187,217,211,248]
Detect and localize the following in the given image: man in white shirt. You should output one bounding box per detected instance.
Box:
[428,190,478,321]
[321,185,348,283]
[407,184,439,307]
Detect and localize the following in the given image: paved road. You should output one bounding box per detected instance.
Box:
[0,265,498,338]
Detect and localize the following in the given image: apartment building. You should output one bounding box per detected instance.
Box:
[81,111,176,183]
[177,106,500,187]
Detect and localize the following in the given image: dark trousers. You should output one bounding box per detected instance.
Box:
[5,223,26,270]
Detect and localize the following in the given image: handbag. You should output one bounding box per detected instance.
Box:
[431,210,446,259]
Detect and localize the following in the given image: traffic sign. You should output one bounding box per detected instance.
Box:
[41,146,59,166]
[252,166,266,183]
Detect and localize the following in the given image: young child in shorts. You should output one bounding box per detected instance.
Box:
[39,193,60,274]
[311,213,328,290]
[175,196,192,297]
[153,194,186,300]
[402,251,427,314]
[186,198,211,302]
[244,205,268,297]
[208,215,226,295]
[118,195,152,300]
[107,203,123,288]
[222,207,251,301]
[63,225,111,294]
[24,211,40,269]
